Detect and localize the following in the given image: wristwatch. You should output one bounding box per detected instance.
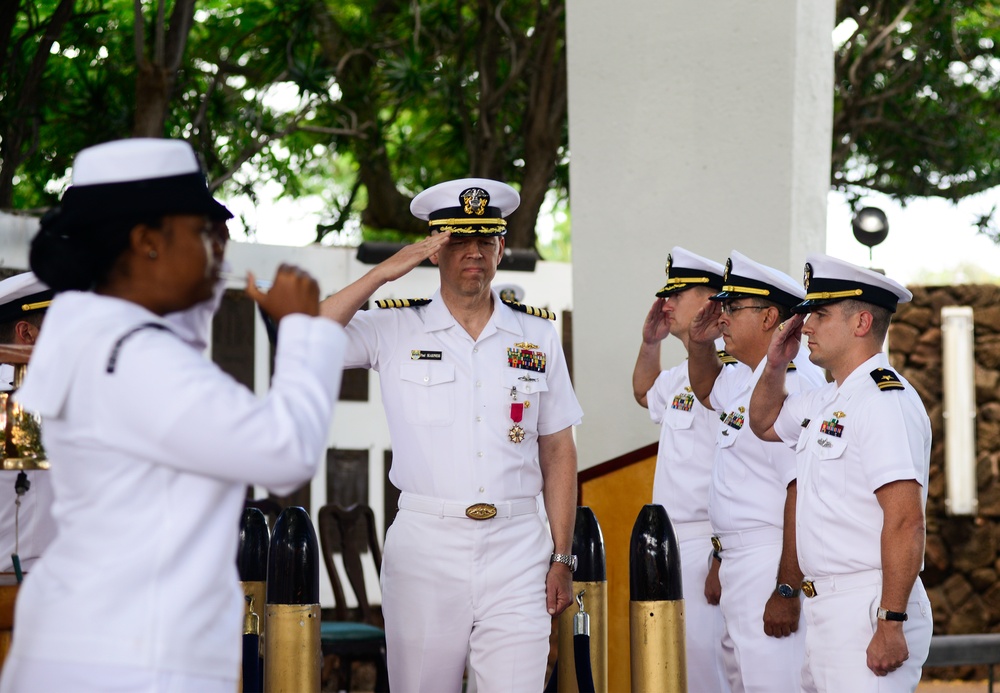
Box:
[550,553,578,572]
[776,582,801,598]
[877,607,908,622]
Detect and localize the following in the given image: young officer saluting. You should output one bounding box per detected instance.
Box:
[631,247,729,693]
[749,253,932,693]
[321,179,582,693]
[687,250,826,693]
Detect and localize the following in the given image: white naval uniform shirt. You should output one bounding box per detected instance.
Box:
[772,352,930,577]
[708,357,826,533]
[647,362,719,524]
[343,289,582,501]
[7,291,345,680]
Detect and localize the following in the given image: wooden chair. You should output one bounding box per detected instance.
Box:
[317,503,389,692]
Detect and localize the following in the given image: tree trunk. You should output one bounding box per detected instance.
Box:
[0,0,75,207]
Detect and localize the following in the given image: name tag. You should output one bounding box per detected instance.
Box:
[411,350,442,360]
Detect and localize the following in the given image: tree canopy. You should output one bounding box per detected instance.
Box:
[1,0,998,247]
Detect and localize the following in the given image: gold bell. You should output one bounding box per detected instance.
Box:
[0,347,48,471]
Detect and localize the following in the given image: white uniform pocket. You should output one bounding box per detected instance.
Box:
[813,434,848,495]
[400,361,456,426]
[501,370,547,434]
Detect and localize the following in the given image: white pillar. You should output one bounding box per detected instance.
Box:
[567,0,836,468]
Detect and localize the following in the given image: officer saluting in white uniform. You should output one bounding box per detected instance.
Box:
[320,179,583,693]
[0,272,56,574]
[749,254,932,693]
[631,247,730,693]
[686,250,826,693]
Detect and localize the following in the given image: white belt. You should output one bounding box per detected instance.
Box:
[672,520,714,542]
[713,525,783,550]
[802,569,882,598]
[398,492,538,520]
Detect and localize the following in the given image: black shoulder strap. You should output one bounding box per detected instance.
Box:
[106,323,173,374]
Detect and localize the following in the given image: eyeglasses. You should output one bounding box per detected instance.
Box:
[720,303,768,316]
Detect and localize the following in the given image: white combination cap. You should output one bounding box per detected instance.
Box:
[410,178,519,236]
[656,246,725,297]
[0,272,53,323]
[795,253,911,314]
[711,250,805,308]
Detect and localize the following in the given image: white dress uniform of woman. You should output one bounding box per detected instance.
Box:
[0,273,57,573]
[752,254,932,693]
[0,139,347,693]
[688,251,826,693]
[320,178,583,693]
[635,246,731,693]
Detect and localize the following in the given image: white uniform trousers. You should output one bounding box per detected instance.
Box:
[718,538,804,693]
[381,502,552,693]
[674,522,730,693]
[0,656,235,693]
[800,572,932,693]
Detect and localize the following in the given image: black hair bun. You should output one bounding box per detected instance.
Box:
[30,208,97,292]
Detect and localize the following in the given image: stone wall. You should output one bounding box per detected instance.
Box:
[890,285,1000,680]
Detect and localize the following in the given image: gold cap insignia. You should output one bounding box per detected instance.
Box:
[461,187,490,216]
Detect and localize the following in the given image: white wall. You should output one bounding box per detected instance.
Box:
[566,0,835,469]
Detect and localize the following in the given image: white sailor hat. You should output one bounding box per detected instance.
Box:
[410,178,519,236]
[710,250,804,308]
[794,253,911,314]
[50,138,232,233]
[656,246,725,297]
[0,272,53,324]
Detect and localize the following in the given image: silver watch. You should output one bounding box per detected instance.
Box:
[550,553,578,572]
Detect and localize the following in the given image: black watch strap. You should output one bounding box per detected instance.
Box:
[876,607,908,622]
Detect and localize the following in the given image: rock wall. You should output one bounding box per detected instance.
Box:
[890,285,1000,680]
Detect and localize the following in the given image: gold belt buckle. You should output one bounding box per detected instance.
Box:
[465,503,497,520]
[711,535,723,553]
[802,580,817,598]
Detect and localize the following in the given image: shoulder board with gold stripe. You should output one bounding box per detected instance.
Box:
[787,360,797,372]
[375,298,432,309]
[501,298,556,320]
[870,368,905,391]
[717,349,738,365]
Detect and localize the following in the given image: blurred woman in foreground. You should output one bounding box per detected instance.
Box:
[0,138,346,692]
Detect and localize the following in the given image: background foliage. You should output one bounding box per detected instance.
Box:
[1,0,998,252]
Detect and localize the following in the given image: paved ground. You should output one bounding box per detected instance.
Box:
[920,680,990,692]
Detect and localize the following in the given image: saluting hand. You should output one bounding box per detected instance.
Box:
[768,313,804,368]
[374,231,453,284]
[688,300,723,345]
[246,264,320,321]
[642,299,670,345]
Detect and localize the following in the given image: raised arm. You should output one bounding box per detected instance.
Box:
[687,300,723,407]
[633,299,669,407]
[749,314,803,442]
[319,232,452,326]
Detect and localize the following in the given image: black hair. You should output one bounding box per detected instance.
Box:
[0,312,44,344]
[30,209,162,292]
